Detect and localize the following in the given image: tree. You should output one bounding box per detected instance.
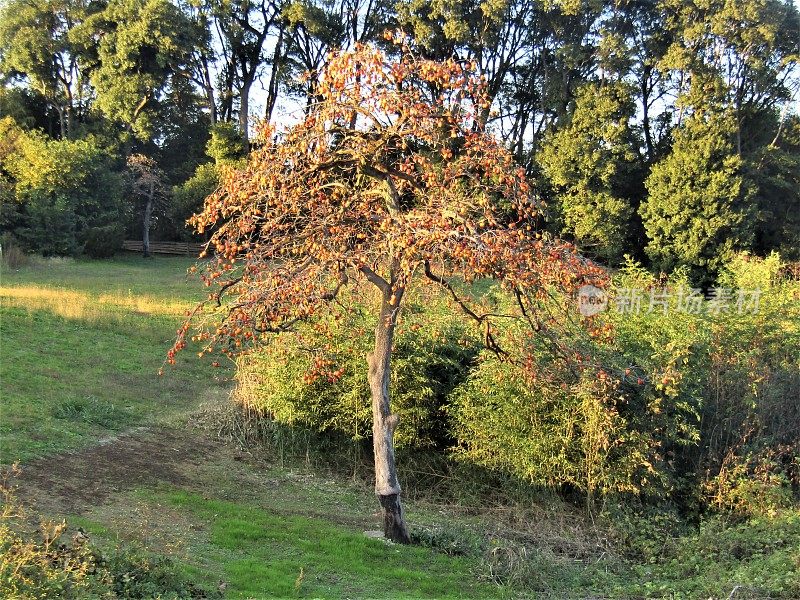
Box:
[281,0,394,111]
[169,46,602,542]
[640,111,755,279]
[0,0,91,138]
[76,0,200,141]
[0,116,124,255]
[205,0,285,144]
[170,122,246,241]
[126,154,168,257]
[537,81,641,263]
[747,115,800,260]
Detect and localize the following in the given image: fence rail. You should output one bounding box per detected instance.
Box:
[122,240,204,256]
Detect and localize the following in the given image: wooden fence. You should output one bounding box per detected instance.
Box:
[122,240,204,256]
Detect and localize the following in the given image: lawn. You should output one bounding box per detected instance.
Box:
[0,254,231,462]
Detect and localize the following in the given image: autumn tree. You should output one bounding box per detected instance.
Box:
[170,44,604,542]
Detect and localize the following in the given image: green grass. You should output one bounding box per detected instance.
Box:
[0,254,207,301]
[0,254,229,462]
[157,489,501,599]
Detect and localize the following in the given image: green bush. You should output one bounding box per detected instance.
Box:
[448,355,657,501]
[170,162,218,242]
[0,118,124,256]
[607,254,800,510]
[83,224,123,258]
[235,286,478,449]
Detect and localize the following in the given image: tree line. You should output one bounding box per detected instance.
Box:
[1,0,798,279]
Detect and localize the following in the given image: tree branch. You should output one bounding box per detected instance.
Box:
[359,265,390,293]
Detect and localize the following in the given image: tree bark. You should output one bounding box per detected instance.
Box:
[142,196,153,258]
[367,287,411,544]
[239,78,251,148]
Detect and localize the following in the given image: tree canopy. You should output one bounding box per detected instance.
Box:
[169,45,604,541]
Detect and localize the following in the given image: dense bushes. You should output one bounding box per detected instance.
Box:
[448,357,657,501]
[0,117,125,257]
[236,287,478,449]
[83,225,124,258]
[235,253,799,515]
[607,253,800,510]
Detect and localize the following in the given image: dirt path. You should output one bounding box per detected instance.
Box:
[15,425,224,515]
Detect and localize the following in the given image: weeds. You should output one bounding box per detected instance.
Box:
[0,465,220,599]
[52,396,132,429]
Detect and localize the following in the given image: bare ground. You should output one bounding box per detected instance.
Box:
[14,425,225,515]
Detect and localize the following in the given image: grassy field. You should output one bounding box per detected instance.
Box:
[1,254,797,599]
[0,255,231,462]
[0,254,503,599]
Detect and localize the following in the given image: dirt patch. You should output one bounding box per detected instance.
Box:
[15,426,222,514]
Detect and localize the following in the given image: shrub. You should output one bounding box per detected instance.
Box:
[607,254,800,510]
[0,232,28,269]
[1,465,108,599]
[83,224,123,258]
[169,163,218,242]
[0,465,219,599]
[705,447,797,518]
[448,356,657,502]
[235,286,479,449]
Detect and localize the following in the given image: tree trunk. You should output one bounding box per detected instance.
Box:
[367,288,411,544]
[239,79,251,148]
[142,197,153,258]
[264,25,285,123]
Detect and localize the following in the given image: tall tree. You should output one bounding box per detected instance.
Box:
[659,0,799,150]
[126,153,169,256]
[75,0,200,141]
[280,0,393,113]
[169,46,601,542]
[206,0,284,143]
[538,81,641,262]
[640,111,755,279]
[0,0,91,137]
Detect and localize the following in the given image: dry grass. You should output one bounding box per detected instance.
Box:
[0,285,191,321]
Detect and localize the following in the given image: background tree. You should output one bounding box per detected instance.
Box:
[537,81,642,263]
[640,112,755,279]
[170,46,602,542]
[170,121,246,241]
[281,0,392,112]
[0,116,124,255]
[0,0,91,138]
[205,0,285,144]
[126,154,169,257]
[75,0,200,141]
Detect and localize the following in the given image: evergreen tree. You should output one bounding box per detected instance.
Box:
[641,112,755,279]
[538,82,641,262]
